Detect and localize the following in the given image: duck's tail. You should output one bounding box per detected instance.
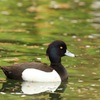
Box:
[0,66,9,76]
[0,66,3,70]
[0,66,5,73]
[0,66,4,70]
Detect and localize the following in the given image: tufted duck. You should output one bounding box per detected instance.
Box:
[0,40,75,82]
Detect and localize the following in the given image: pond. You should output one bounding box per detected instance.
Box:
[0,0,100,100]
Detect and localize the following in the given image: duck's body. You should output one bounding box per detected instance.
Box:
[0,40,75,82]
[1,62,53,81]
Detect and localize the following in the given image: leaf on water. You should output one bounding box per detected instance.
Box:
[78,79,84,83]
[92,72,97,75]
[49,1,71,9]
[26,6,38,13]
[77,89,81,93]
[78,2,86,7]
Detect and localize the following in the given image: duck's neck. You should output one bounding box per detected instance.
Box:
[50,60,68,81]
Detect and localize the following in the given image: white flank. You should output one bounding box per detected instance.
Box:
[22,68,61,82]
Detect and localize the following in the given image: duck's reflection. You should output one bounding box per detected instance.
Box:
[0,79,67,96]
[21,81,61,94]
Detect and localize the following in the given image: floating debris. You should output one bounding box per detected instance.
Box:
[49,21,54,25]
[78,2,85,7]
[21,95,26,97]
[77,89,81,93]
[78,79,84,83]
[59,16,64,20]
[49,1,59,9]
[17,2,23,7]
[71,20,78,23]
[70,87,74,90]
[1,11,10,15]
[72,35,77,38]
[27,6,38,13]
[88,34,100,38]
[21,23,27,26]
[91,12,100,17]
[98,79,100,81]
[91,84,96,87]
[91,23,100,29]
[77,38,81,42]
[49,1,71,9]
[81,74,85,77]
[85,45,90,48]
[36,57,41,61]
[92,72,97,75]
[40,47,44,50]
[92,18,100,23]
[91,1,100,9]
[68,82,74,85]
[89,87,95,91]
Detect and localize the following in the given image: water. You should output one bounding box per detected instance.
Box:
[0,0,100,100]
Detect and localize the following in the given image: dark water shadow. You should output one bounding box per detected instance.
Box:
[0,79,67,98]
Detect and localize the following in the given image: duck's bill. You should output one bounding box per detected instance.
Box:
[65,50,75,57]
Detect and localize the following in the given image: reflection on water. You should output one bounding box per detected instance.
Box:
[0,79,67,97]
[91,0,100,29]
[22,81,61,94]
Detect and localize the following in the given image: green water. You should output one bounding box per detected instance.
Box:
[0,0,100,100]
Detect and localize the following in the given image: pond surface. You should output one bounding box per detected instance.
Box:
[0,0,100,100]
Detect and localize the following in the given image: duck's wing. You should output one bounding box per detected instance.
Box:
[0,62,53,80]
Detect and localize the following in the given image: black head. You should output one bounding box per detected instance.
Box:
[46,40,75,64]
[46,40,67,63]
[46,40,67,57]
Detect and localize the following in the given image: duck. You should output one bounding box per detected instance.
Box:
[0,40,75,82]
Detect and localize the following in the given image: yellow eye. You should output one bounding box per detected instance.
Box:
[60,46,63,49]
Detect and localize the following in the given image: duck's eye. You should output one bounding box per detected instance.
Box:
[60,46,63,50]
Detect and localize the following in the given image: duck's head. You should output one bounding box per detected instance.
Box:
[46,40,75,63]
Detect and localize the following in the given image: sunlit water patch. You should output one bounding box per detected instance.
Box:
[91,0,100,29]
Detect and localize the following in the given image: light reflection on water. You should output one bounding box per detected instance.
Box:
[91,1,100,29]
